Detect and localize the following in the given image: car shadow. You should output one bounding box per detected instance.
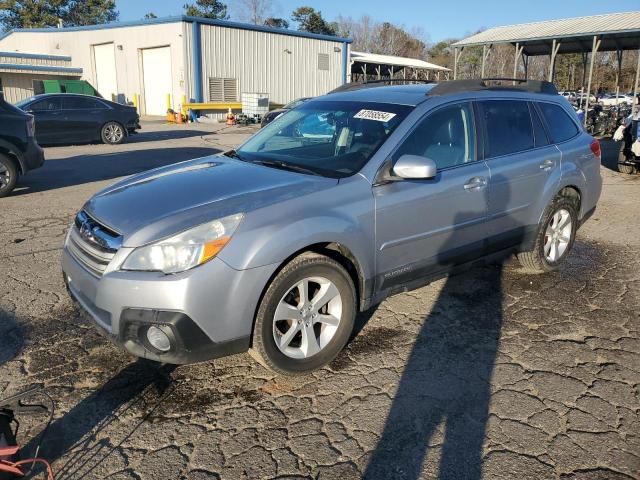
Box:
[12,146,220,195]
[599,138,621,172]
[360,175,518,479]
[0,308,25,372]
[21,360,177,479]
[37,128,214,147]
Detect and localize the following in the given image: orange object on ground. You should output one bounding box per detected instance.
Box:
[226,108,236,125]
[176,112,184,123]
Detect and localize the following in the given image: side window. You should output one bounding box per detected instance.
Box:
[481,100,534,157]
[30,97,61,111]
[63,96,105,110]
[529,103,550,147]
[394,102,476,170]
[537,102,579,143]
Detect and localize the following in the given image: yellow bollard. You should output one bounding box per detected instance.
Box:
[132,93,138,112]
[165,93,171,112]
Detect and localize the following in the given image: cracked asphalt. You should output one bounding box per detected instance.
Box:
[0,122,638,479]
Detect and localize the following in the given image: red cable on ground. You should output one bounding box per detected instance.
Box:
[0,457,55,479]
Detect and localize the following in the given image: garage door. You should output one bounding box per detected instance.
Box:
[93,43,117,101]
[142,47,172,116]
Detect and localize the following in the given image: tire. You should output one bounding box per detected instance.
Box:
[0,154,18,198]
[517,193,579,274]
[249,252,356,375]
[101,121,126,145]
[617,143,637,174]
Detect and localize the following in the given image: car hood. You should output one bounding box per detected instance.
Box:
[84,156,337,247]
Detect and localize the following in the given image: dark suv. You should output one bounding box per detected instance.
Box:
[0,93,45,197]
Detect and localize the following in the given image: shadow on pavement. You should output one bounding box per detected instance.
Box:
[0,309,24,370]
[13,146,219,195]
[599,138,621,172]
[37,128,213,147]
[22,360,177,479]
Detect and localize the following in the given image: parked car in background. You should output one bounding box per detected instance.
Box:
[599,93,633,106]
[261,97,311,127]
[15,94,140,145]
[62,79,602,375]
[0,94,45,197]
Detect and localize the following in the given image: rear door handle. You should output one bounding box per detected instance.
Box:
[540,159,554,170]
[463,176,487,191]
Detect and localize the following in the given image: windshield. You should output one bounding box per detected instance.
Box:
[237,100,412,178]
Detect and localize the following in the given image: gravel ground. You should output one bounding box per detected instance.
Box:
[0,123,638,479]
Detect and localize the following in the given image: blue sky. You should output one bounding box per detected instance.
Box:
[116,0,639,42]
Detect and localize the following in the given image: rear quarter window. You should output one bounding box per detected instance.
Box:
[537,102,580,143]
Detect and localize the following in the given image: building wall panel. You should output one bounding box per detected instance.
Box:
[199,23,345,105]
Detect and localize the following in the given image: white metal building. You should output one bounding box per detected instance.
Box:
[0,16,351,115]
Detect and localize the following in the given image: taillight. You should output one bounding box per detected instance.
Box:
[590,139,601,158]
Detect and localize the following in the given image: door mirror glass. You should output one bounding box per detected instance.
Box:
[393,154,437,179]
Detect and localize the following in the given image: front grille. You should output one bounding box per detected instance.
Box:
[67,211,121,277]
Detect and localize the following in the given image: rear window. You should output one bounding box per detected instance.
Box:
[530,103,550,147]
[537,102,579,143]
[481,100,534,158]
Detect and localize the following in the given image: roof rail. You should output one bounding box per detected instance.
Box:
[428,78,558,96]
[329,78,434,94]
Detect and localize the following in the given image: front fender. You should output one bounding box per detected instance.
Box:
[218,175,376,282]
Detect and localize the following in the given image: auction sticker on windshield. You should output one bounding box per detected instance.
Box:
[353,109,397,122]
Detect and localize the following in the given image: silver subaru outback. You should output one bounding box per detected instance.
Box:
[62,79,602,375]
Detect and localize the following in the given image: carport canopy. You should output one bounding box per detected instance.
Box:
[350,51,449,82]
[451,11,640,121]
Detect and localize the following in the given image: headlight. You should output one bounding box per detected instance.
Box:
[121,213,244,274]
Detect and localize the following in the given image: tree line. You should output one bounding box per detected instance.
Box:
[0,0,635,92]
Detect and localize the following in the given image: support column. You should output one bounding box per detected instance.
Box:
[584,35,602,125]
[548,39,561,82]
[453,47,462,80]
[376,65,381,80]
[633,48,640,115]
[523,54,529,80]
[481,44,492,78]
[615,49,623,106]
[513,42,524,83]
[362,63,367,83]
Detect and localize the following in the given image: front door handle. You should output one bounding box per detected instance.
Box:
[540,159,554,170]
[463,176,487,191]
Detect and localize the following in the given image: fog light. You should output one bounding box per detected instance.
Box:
[146,326,171,352]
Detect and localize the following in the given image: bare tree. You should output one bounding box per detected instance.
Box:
[232,0,277,25]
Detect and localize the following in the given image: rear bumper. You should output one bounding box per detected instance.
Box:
[22,139,44,172]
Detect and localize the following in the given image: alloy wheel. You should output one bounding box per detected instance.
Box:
[544,208,572,262]
[0,163,10,189]
[105,124,123,143]
[272,276,342,359]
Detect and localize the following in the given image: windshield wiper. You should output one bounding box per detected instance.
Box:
[251,159,321,176]
[223,149,245,161]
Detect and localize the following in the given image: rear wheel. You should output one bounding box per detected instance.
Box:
[101,121,125,145]
[250,252,356,375]
[0,154,18,198]
[517,193,578,274]
[618,143,637,174]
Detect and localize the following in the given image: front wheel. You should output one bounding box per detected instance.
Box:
[101,121,126,145]
[0,154,18,198]
[517,193,578,274]
[250,252,356,375]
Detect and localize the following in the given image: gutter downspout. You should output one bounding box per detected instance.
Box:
[342,41,349,84]
[191,20,203,103]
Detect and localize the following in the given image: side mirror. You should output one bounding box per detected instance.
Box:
[393,154,437,180]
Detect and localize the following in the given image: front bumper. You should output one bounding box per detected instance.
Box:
[62,244,277,364]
